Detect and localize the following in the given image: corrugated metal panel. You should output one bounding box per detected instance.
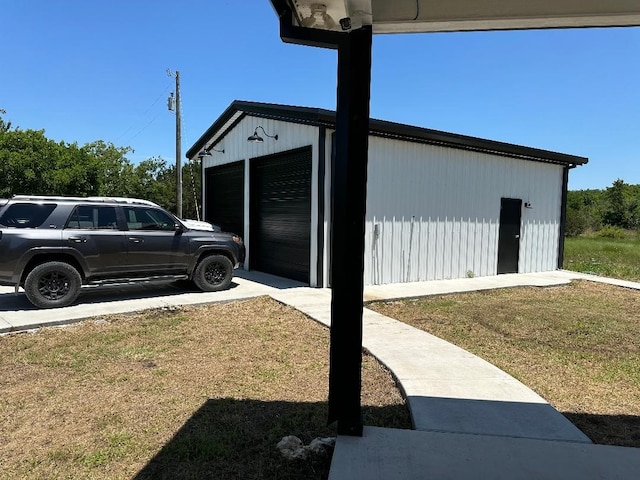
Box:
[364,136,563,285]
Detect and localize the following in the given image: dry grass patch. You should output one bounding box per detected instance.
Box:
[0,296,410,479]
[369,280,640,447]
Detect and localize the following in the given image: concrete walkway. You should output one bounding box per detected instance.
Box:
[269,271,640,479]
[1,269,639,477]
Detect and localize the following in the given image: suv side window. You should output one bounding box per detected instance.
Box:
[66,205,118,230]
[0,203,56,228]
[124,207,175,231]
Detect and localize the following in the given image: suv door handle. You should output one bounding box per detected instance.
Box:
[128,237,143,244]
[68,236,87,243]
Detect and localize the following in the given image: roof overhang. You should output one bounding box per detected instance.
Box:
[187,100,588,167]
[273,0,640,35]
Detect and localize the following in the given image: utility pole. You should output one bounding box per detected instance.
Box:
[167,69,182,218]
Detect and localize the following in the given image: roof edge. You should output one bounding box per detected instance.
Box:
[186,100,588,166]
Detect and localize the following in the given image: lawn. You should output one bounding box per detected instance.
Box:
[369,280,640,447]
[564,234,640,282]
[0,296,411,480]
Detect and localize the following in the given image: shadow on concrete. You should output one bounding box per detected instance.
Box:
[234,269,307,289]
[407,396,591,442]
[563,411,640,448]
[0,281,241,312]
[134,398,409,480]
[0,291,34,311]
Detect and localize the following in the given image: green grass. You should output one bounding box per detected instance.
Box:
[1,297,410,480]
[564,234,640,281]
[369,281,640,447]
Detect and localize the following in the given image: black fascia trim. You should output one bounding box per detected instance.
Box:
[187,100,588,167]
[367,119,588,166]
[185,103,246,159]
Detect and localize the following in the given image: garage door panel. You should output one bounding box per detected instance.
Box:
[250,147,311,284]
[205,161,244,237]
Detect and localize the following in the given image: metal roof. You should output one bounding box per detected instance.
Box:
[186,100,588,167]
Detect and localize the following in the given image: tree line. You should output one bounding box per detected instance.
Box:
[2,111,636,233]
[567,179,640,236]
[0,112,201,219]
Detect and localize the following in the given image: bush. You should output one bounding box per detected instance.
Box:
[596,225,628,239]
[565,207,587,237]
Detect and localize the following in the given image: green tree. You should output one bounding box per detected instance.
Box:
[0,109,11,133]
[0,113,203,220]
[182,159,202,220]
[602,179,639,229]
[82,141,136,197]
[0,127,100,197]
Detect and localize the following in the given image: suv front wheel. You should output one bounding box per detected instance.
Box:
[24,261,82,309]
[193,255,233,292]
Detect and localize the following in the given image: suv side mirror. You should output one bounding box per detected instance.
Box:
[174,223,184,234]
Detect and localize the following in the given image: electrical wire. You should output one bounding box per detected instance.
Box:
[116,82,173,143]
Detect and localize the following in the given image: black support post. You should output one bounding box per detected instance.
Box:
[558,165,571,269]
[327,25,373,436]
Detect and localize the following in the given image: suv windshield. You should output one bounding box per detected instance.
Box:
[0,203,56,228]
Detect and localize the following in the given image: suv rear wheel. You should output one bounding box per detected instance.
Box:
[193,255,233,292]
[24,261,82,308]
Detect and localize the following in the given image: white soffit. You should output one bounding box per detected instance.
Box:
[288,0,640,33]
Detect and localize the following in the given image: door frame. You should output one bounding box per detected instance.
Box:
[497,197,522,274]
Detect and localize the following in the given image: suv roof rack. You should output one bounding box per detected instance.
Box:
[11,195,160,207]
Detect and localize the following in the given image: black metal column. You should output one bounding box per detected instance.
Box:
[327,25,373,436]
[558,165,571,269]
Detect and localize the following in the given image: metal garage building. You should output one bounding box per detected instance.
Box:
[186,100,587,287]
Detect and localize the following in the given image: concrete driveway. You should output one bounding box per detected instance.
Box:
[0,270,306,334]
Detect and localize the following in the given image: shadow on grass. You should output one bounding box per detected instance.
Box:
[134,398,410,480]
[563,412,640,448]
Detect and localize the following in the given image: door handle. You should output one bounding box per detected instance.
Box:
[68,236,87,243]
[128,237,143,244]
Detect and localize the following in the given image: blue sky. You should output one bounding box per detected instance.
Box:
[2,1,639,190]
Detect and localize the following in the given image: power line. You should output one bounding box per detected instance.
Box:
[122,109,165,145]
[115,82,173,143]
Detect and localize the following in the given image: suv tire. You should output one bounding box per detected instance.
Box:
[193,255,233,292]
[24,261,82,309]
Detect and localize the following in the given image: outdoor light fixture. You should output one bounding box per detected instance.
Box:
[301,3,337,30]
[247,126,278,143]
[197,146,224,159]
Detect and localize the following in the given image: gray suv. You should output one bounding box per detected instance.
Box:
[0,196,245,308]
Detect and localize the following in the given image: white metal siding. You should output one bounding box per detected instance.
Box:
[200,116,319,284]
[198,116,565,287]
[364,136,563,285]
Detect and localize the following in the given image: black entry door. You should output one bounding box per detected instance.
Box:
[250,147,311,283]
[497,198,522,274]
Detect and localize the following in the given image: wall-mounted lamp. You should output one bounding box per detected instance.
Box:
[524,202,533,209]
[197,146,224,160]
[301,4,336,30]
[247,126,278,143]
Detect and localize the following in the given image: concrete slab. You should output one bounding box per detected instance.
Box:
[363,271,574,302]
[0,271,303,334]
[329,427,640,480]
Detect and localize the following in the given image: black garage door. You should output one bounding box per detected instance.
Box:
[205,161,244,238]
[250,147,311,283]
